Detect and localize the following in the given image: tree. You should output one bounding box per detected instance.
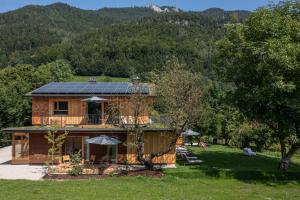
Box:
[0,60,73,145]
[155,58,208,158]
[217,1,300,170]
[44,127,69,173]
[230,121,273,151]
[125,78,154,169]
[127,58,207,170]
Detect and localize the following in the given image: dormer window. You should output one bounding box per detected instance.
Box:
[54,101,68,115]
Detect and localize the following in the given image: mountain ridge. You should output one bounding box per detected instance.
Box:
[0,2,251,77]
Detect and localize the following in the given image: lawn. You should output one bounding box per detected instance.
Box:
[71,75,129,82]
[1,145,300,200]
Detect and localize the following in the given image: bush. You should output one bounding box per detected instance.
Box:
[230,122,273,151]
[68,151,83,176]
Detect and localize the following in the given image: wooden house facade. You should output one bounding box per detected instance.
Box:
[3,81,176,165]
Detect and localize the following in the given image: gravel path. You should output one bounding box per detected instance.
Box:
[0,146,45,180]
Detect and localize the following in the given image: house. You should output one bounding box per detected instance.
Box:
[2,81,176,165]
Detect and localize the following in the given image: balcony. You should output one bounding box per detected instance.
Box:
[32,114,150,128]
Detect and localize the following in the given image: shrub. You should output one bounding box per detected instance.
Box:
[68,151,83,176]
[230,122,273,151]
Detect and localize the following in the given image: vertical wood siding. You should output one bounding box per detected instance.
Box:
[126,131,176,164]
[32,96,151,126]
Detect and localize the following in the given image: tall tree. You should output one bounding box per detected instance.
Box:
[0,60,73,146]
[217,1,300,170]
[125,59,207,170]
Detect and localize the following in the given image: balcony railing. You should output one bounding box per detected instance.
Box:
[33,114,150,128]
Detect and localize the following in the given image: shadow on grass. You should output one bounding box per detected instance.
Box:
[171,148,300,185]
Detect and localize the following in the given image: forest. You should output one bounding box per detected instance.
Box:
[0,1,299,169]
[0,3,250,77]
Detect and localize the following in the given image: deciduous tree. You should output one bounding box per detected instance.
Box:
[127,58,207,169]
[217,1,300,170]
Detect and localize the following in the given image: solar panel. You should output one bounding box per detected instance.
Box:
[31,82,150,95]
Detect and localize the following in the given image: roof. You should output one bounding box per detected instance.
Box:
[2,126,174,133]
[27,82,152,97]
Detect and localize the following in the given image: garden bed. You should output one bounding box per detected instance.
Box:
[43,169,163,180]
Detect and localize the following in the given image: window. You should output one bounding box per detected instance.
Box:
[53,101,68,115]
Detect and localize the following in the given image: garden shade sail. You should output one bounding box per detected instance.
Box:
[86,135,121,145]
[81,96,108,102]
[182,129,200,136]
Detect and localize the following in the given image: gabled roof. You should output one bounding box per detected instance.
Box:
[26,82,153,97]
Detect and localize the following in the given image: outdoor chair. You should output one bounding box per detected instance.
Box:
[176,149,188,154]
[62,155,71,165]
[182,153,203,165]
[176,146,187,151]
[199,142,207,149]
[180,152,198,160]
[243,148,256,156]
[60,155,71,169]
[176,146,192,155]
[88,155,96,166]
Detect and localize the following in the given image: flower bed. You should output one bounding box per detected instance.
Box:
[44,169,163,180]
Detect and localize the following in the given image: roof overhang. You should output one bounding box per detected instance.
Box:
[25,92,156,97]
[2,127,174,133]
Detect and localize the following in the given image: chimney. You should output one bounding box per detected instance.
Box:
[88,77,96,84]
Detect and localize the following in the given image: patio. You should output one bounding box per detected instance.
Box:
[0,146,45,180]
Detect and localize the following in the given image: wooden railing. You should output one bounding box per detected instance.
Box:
[33,114,150,128]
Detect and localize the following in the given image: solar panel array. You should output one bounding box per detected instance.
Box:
[31,82,150,95]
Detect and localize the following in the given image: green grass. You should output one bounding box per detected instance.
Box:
[1,145,300,200]
[71,75,129,82]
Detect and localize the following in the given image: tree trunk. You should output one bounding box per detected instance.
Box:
[224,136,229,145]
[278,143,300,171]
[279,136,287,159]
[279,155,291,171]
[278,122,300,170]
[278,136,290,171]
[144,156,155,170]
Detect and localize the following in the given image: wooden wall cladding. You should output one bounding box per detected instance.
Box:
[32,96,151,126]
[28,133,50,164]
[126,131,176,164]
[27,132,128,164]
[13,131,175,165]
[32,97,49,125]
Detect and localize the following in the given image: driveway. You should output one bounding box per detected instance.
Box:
[0,146,45,180]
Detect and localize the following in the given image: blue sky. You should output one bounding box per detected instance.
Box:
[0,0,279,13]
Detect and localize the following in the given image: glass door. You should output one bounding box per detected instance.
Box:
[87,102,101,124]
[63,137,82,155]
[108,145,117,163]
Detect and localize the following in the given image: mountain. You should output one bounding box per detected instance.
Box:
[149,4,181,13]
[0,3,156,61]
[0,3,251,77]
[201,8,251,23]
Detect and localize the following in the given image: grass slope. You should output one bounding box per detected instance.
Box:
[1,145,300,200]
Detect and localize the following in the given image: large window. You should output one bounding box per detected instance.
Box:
[54,101,68,115]
[62,137,82,159]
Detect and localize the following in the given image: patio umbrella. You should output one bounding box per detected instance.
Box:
[181,129,200,136]
[81,96,108,102]
[86,135,121,145]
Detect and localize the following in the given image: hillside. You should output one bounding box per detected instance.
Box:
[0,3,155,61]
[0,3,251,77]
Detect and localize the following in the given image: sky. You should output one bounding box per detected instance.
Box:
[0,0,279,13]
